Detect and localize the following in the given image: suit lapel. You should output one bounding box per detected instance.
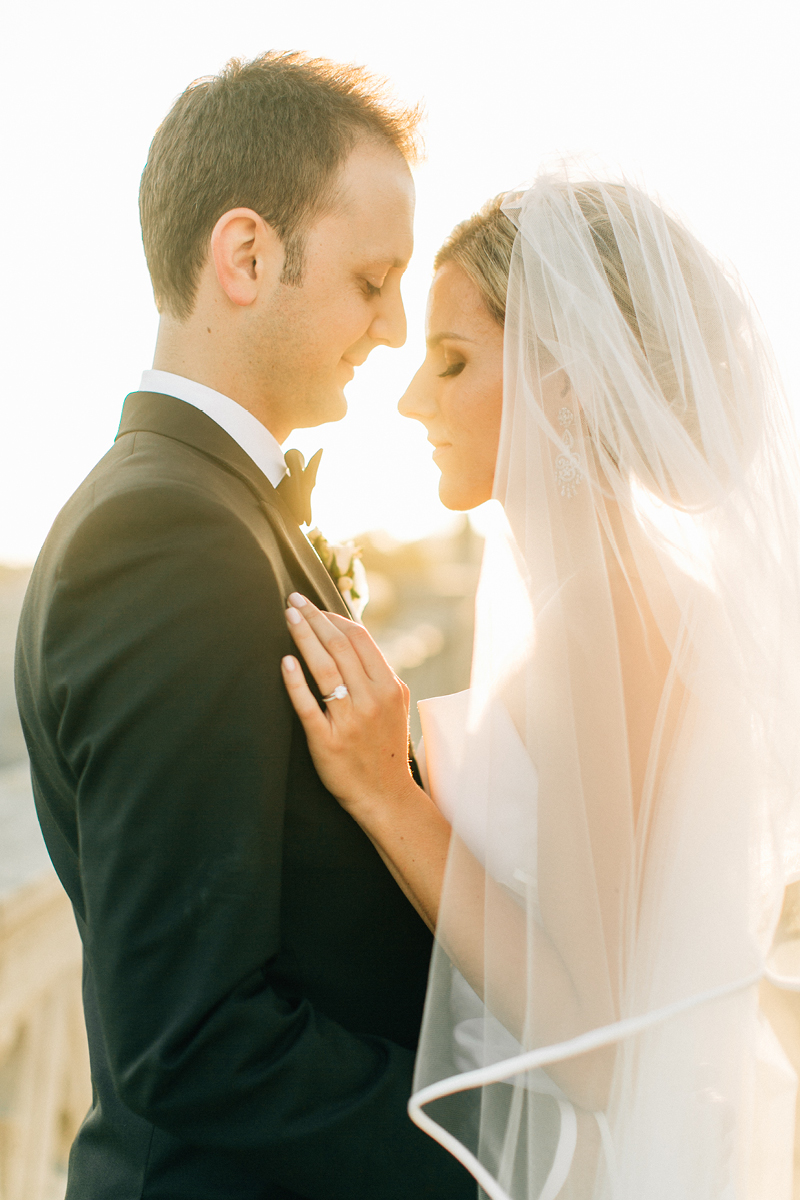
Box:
[117,391,349,618]
[258,494,349,616]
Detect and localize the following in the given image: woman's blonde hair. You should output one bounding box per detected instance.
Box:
[436,183,703,343]
[434,195,517,326]
[436,183,748,468]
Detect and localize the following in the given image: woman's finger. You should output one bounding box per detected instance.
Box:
[286,595,372,702]
[281,655,331,739]
[284,607,346,701]
[324,613,396,684]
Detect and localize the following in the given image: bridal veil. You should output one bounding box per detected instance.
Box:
[410,172,800,1198]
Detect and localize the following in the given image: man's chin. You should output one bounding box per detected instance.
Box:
[295,389,348,430]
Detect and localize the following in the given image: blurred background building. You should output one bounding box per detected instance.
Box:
[358,517,482,744]
[0,566,91,1200]
[0,522,481,1198]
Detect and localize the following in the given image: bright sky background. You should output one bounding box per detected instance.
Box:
[1,0,798,563]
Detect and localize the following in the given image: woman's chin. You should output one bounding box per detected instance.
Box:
[438,475,489,512]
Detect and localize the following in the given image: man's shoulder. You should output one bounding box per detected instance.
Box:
[50,426,264,554]
[25,425,287,623]
[85,422,257,507]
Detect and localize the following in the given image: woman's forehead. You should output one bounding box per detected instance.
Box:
[426,262,498,340]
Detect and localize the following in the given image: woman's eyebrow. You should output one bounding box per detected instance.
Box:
[426,332,476,347]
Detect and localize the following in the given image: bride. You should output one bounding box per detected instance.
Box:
[280,171,800,1199]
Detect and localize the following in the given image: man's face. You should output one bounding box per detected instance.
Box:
[254,141,415,437]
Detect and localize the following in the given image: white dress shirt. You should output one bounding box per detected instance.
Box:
[139,369,287,488]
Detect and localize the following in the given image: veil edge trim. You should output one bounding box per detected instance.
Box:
[407,967,763,1200]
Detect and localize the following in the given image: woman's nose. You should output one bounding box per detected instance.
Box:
[398,364,435,421]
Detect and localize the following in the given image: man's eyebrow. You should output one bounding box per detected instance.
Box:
[361,256,410,271]
[426,332,476,347]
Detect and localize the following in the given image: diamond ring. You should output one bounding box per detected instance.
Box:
[321,685,349,702]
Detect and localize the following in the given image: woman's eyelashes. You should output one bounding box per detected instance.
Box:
[438,360,465,378]
[362,280,382,297]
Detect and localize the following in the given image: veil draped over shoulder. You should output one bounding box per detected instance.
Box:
[409,173,800,1199]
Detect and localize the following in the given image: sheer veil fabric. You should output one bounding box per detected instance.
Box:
[409,173,800,1199]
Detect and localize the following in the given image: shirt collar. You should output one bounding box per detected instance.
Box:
[139,370,287,489]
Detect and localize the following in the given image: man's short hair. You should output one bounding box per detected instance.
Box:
[139,52,422,320]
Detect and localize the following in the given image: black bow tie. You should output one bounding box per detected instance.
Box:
[276,448,322,526]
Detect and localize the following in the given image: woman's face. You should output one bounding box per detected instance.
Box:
[398,261,504,511]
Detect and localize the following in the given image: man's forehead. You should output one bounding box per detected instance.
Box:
[347,212,414,269]
[308,205,412,268]
[322,146,415,263]
[336,147,414,216]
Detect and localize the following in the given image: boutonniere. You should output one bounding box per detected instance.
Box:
[307,528,369,622]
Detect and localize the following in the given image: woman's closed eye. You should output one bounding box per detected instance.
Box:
[439,361,465,378]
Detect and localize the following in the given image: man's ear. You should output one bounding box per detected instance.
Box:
[209,208,284,307]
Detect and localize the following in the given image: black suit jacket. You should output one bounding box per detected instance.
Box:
[15,393,474,1200]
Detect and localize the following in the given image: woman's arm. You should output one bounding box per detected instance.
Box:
[281,593,613,1110]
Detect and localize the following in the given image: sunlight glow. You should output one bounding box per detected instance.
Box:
[1,0,798,563]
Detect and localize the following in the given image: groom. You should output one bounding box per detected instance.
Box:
[15,53,473,1199]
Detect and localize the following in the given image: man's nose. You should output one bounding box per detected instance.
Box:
[370,288,407,350]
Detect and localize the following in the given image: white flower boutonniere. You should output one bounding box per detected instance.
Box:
[307,528,369,622]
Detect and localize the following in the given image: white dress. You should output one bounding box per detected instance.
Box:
[417,690,585,1199]
[415,689,798,1200]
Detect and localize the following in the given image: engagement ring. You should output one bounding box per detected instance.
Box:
[322,685,349,702]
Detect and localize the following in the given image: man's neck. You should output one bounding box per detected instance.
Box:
[152,318,292,443]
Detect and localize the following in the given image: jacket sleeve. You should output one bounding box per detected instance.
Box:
[44,482,473,1200]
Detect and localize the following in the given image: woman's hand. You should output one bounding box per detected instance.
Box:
[281,591,447,932]
[281,593,418,820]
